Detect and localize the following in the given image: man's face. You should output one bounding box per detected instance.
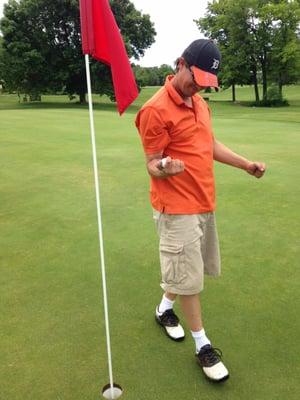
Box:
[176,60,206,97]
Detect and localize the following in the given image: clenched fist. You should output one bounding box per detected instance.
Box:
[245,161,266,178]
[157,156,185,176]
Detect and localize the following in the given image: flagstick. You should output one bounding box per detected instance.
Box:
[84,54,115,399]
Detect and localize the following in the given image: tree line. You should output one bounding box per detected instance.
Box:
[0,0,299,104]
[0,0,156,102]
[133,64,174,87]
[197,0,300,104]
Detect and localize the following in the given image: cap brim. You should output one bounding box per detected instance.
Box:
[191,66,219,88]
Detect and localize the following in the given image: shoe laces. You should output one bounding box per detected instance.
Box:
[198,345,223,366]
[160,309,179,327]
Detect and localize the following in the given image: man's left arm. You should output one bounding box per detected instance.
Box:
[213,139,266,179]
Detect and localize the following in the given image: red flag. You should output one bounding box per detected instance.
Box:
[80,0,139,114]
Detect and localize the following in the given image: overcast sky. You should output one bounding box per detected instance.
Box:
[0,0,210,67]
[131,0,209,66]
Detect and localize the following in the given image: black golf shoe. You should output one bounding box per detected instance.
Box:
[196,344,229,382]
[155,307,185,341]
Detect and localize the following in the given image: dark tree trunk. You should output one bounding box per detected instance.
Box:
[278,74,283,98]
[232,84,236,102]
[261,49,268,100]
[79,92,86,104]
[252,65,260,103]
[254,81,260,103]
[262,64,267,100]
[250,58,260,103]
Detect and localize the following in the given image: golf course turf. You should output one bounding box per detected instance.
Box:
[0,85,299,399]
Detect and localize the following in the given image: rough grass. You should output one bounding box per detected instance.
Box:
[0,85,299,400]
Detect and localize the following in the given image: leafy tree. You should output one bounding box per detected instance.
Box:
[197,0,259,101]
[1,0,74,99]
[158,64,175,85]
[0,36,4,86]
[133,64,174,87]
[196,0,300,103]
[263,1,300,95]
[0,0,156,102]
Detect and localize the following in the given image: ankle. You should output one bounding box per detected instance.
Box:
[158,294,175,314]
[191,328,211,353]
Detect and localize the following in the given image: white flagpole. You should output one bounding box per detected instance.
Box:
[84,54,115,398]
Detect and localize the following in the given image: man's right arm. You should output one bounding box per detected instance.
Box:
[136,107,184,179]
[146,153,185,179]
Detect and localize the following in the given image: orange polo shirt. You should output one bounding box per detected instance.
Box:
[135,75,215,214]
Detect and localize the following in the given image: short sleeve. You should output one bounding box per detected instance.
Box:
[135,107,171,154]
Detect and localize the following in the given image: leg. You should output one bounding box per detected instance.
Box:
[165,292,177,301]
[179,294,210,351]
[180,294,229,382]
[179,294,202,332]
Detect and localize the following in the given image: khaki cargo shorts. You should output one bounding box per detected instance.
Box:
[153,210,221,295]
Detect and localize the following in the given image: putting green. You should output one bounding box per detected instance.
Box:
[0,86,299,400]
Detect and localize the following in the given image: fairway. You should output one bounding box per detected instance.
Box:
[0,86,299,400]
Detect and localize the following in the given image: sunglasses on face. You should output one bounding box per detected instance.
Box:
[187,66,198,87]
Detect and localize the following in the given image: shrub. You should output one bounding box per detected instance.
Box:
[250,85,289,107]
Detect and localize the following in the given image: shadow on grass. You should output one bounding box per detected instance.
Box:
[0,98,242,113]
[1,97,299,114]
[0,100,142,114]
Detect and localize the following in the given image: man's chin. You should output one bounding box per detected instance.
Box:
[189,89,199,97]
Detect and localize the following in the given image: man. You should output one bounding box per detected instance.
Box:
[135,39,266,382]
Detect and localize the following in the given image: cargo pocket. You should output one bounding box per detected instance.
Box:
[159,241,186,285]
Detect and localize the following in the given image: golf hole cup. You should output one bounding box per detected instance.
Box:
[102,383,123,399]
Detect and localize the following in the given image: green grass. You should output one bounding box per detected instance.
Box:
[0,85,300,400]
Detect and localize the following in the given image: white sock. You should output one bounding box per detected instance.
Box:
[191,329,211,353]
[158,294,175,314]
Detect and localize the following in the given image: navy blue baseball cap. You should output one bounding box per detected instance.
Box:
[182,39,221,88]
